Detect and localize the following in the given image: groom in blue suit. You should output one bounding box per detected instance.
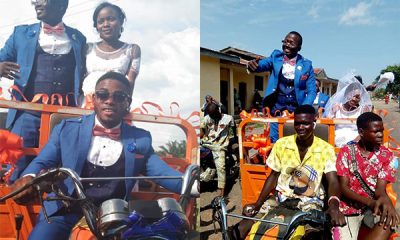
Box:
[11,72,183,239]
[0,0,86,182]
[247,31,316,142]
[314,79,329,110]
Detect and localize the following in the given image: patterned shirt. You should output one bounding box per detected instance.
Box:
[266,135,337,210]
[336,143,396,215]
[200,114,234,150]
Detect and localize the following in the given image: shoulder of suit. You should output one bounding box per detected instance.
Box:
[65,25,86,40]
[124,124,151,136]
[271,49,283,57]
[64,116,84,122]
[14,23,38,32]
[298,54,312,64]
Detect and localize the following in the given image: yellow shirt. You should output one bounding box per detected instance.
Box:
[266,135,336,210]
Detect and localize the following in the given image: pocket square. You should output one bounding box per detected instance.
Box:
[300,74,309,80]
[135,154,144,159]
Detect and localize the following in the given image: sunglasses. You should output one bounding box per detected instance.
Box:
[94,91,130,103]
[31,0,47,5]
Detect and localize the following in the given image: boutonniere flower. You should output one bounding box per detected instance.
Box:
[127,142,136,153]
[297,66,302,71]
[28,30,37,38]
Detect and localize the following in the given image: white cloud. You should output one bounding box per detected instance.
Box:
[339,2,375,25]
[131,27,200,119]
[308,4,320,19]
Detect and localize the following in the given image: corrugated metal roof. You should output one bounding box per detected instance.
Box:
[200,47,240,63]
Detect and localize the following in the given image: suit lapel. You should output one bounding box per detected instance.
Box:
[23,23,40,86]
[122,123,135,177]
[121,123,136,192]
[75,114,95,174]
[294,56,303,88]
[64,25,81,101]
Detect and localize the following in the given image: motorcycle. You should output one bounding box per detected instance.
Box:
[0,165,200,240]
[211,196,331,240]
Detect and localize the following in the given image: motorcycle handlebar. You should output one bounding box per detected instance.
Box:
[214,197,330,240]
[1,165,200,204]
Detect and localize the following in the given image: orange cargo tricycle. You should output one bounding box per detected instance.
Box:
[211,108,399,240]
[0,99,199,240]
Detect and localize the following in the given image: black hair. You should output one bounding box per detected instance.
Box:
[48,0,68,12]
[206,102,219,113]
[294,105,315,115]
[288,31,303,47]
[354,75,363,84]
[93,2,126,28]
[96,71,132,94]
[357,112,382,130]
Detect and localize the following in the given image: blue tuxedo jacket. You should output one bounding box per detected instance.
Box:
[255,50,316,108]
[0,23,86,128]
[317,92,329,109]
[22,114,182,216]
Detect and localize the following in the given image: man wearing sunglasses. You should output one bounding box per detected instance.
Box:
[0,0,86,182]
[10,71,187,239]
[247,31,316,143]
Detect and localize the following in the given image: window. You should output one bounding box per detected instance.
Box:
[254,76,264,91]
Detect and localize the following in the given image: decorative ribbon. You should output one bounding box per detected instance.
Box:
[8,85,73,106]
[0,130,24,182]
[240,107,294,119]
[1,85,200,137]
[132,101,200,137]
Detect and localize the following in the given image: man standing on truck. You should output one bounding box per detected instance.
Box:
[200,102,235,198]
[0,0,86,182]
[9,71,191,239]
[230,105,345,239]
[247,31,316,143]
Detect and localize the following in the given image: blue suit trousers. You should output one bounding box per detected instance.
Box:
[28,210,82,240]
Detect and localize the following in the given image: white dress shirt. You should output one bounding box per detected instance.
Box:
[38,22,72,54]
[87,117,123,166]
[282,56,297,80]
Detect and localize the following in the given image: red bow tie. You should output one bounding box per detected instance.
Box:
[43,23,65,35]
[92,125,121,140]
[283,55,296,66]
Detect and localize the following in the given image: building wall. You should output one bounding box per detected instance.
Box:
[233,70,255,110]
[200,54,270,115]
[200,56,221,109]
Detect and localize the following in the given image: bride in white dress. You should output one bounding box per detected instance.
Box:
[81,2,140,108]
[324,73,372,147]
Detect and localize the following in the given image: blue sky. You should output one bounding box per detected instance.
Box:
[201,0,400,85]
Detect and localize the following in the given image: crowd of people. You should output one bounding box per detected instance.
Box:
[200,31,398,240]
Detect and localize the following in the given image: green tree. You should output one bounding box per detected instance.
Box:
[374,64,400,96]
[373,88,386,99]
[156,140,186,158]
